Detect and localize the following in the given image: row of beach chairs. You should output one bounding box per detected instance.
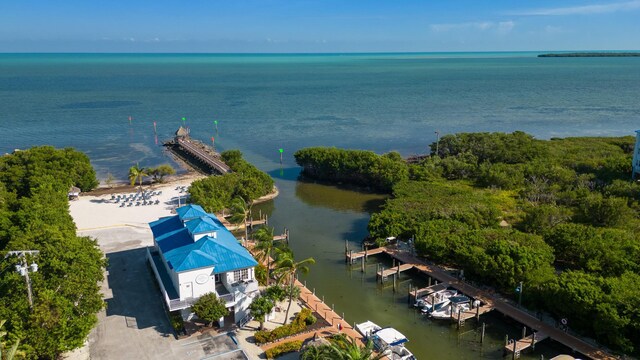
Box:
[118,199,161,207]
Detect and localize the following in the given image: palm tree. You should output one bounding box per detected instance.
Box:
[253,227,277,285]
[300,344,339,360]
[128,163,148,191]
[272,250,315,325]
[228,197,251,241]
[331,336,385,360]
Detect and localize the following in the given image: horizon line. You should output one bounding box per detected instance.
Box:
[2,49,640,55]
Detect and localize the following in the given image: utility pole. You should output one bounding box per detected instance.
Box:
[434,130,440,157]
[6,250,40,309]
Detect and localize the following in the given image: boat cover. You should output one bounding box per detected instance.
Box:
[375,328,409,346]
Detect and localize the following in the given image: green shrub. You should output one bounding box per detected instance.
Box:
[304,314,317,326]
[254,308,314,344]
[264,340,302,359]
[169,311,185,334]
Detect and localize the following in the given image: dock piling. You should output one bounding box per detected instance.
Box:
[522,326,526,340]
[408,283,412,305]
[532,332,536,351]
[481,322,486,343]
[361,255,365,272]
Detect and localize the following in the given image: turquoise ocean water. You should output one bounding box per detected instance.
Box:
[1,52,639,178]
[2,53,639,359]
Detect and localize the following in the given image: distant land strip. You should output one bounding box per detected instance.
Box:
[538,52,640,57]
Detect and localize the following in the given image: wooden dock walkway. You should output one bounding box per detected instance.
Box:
[505,332,549,356]
[345,246,386,262]
[368,247,616,360]
[458,304,495,322]
[176,138,232,174]
[377,263,414,279]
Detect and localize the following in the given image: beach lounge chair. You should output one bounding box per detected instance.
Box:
[119,203,125,207]
[155,200,160,205]
[127,203,132,207]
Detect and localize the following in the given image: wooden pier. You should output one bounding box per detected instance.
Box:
[505,331,549,358]
[411,283,448,300]
[273,228,289,242]
[377,263,414,281]
[355,246,616,360]
[175,138,232,174]
[458,304,495,322]
[345,246,386,263]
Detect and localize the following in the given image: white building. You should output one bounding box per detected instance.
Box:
[147,204,259,324]
[633,130,640,179]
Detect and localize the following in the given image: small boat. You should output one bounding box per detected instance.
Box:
[420,289,458,314]
[430,295,471,320]
[413,283,448,307]
[356,321,416,360]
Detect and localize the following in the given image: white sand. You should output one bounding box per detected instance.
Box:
[70,175,205,232]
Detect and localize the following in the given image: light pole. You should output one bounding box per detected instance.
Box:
[7,250,39,309]
[516,281,523,307]
[434,130,440,157]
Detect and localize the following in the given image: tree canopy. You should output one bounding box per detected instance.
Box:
[189,150,274,212]
[0,147,105,359]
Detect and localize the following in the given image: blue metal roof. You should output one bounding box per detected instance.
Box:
[149,205,257,273]
[164,235,258,273]
[185,216,224,235]
[176,204,208,221]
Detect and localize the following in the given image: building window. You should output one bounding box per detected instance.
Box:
[233,269,249,282]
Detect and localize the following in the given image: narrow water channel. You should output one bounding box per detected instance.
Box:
[251,166,574,360]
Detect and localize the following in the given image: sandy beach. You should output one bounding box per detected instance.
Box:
[71,174,206,232]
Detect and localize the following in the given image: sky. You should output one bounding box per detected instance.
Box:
[1,0,639,53]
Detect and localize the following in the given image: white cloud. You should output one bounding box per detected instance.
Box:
[430,21,514,34]
[498,21,515,34]
[512,0,640,16]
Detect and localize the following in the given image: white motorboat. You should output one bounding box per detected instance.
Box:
[355,321,416,360]
[413,283,448,307]
[430,295,471,320]
[420,289,458,314]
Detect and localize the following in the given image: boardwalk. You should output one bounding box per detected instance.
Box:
[176,138,232,174]
[373,248,616,360]
[259,279,365,353]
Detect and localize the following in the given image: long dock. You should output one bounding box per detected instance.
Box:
[351,246,616,360]
[175,138,232,174]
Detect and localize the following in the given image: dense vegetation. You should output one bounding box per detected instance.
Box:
[294,147,408,192]
[189,150,275,212]
[0,146,105,359]
[295,132,640,355]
